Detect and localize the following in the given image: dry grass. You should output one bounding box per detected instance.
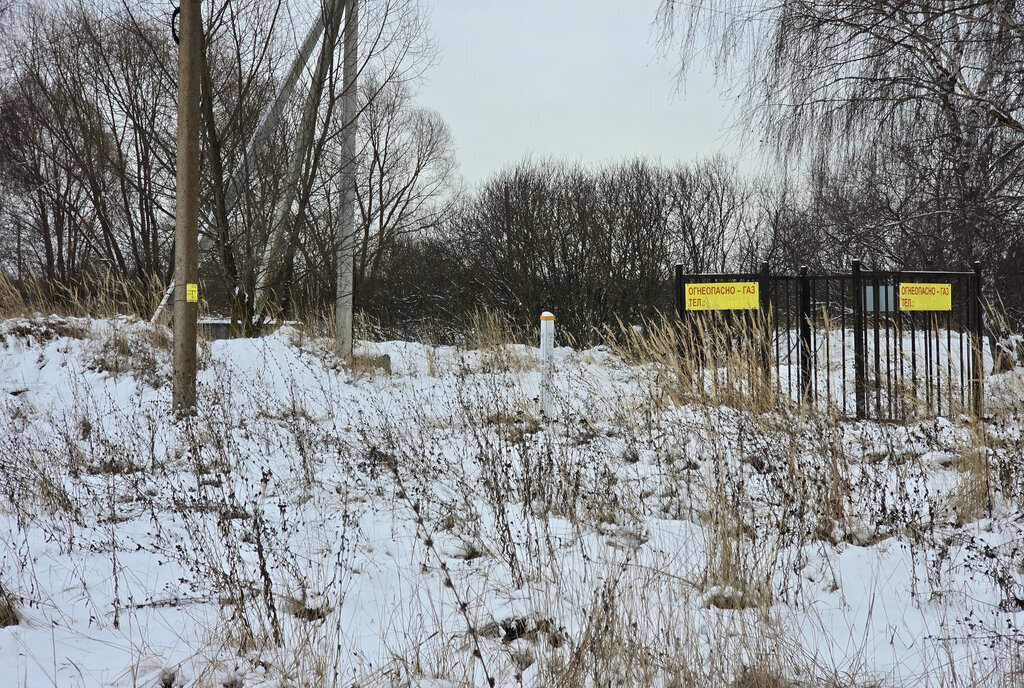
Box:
[0,580,18,628]
[348,352,393,377]
[949,428,993,525]
[1,308,1022,688]
[86,323,168,386]
[606,313,776,413]
[0,316,89,344]
[0,271,163,320]
[730,663,790,688]
[470,308,537,372]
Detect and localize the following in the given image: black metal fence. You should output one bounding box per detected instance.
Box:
[674,261,986,421]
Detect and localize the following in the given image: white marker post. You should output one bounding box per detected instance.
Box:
[539,312,555,417]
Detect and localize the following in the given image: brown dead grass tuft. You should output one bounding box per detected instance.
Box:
[0,581,19,628]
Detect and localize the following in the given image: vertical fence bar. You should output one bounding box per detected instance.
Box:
[824,278,832,411]
[954,276,962,413]
[785,280,793,401]
[811,275,819,403]
[675,263,685,361]
[759,262,771,391]
[885,281,893,421]
[799,266,812,401]
[910,303,918,405]
[852,260,866,419]
[936,316,942,411]
[841,277,848,417]
[897,288,906,420]
[954,292,962,411]
[972,261,985,417]
[946,307,952,417]
[873,276,882,417]
[775,281,783,401]
[925,307,933,410]
[675,264,684,320]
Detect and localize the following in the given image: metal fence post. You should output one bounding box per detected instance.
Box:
[799,265,812,401]
[852,260,866,419]
[972,261,985,417]
[759,261,771,387]
[675,263,686,359]
[675,264,684,319]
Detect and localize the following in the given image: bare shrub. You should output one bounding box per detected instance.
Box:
[85,319,173,388]
[0,580,18,627]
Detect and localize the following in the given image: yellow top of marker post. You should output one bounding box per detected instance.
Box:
[540,312,555,321]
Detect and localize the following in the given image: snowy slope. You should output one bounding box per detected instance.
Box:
[1,315,1023,687]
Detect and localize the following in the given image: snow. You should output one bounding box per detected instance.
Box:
[1,315,1023,687]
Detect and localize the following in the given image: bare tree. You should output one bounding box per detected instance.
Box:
[0,3,153,287]
[450,159,675,340]
[657,0,1024,316]
[657,1,1024,156]
[0,0,447,320]
[667,156,751,274]
[190,0,439,327]
[350,75,458,303]
[250,1,450,321]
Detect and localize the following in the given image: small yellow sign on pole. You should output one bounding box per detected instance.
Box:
[186,283,199,303]
[898,283,951,311]
[685,282,759,311]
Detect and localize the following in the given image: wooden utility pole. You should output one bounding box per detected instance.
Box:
[173,0,202,414]
[335,0,358,356]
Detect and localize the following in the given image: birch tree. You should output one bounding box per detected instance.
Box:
[657,0,1024,316]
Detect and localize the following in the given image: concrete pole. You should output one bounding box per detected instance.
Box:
[253,0,345,321]
[335,0,358,356]
[173,0,202,414]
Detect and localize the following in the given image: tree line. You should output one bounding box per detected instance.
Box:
[0,0,450,329]
[1,0,1020,344]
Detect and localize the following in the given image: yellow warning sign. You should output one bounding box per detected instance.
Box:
[685,282,759,311]
[898,283,951,311]
[186,283,198,303]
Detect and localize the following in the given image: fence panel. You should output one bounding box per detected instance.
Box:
[674,262,985,421]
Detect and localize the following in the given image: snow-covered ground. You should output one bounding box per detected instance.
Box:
[1,315,1023,687]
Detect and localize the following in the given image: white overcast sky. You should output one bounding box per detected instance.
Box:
[414,0,751,186]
